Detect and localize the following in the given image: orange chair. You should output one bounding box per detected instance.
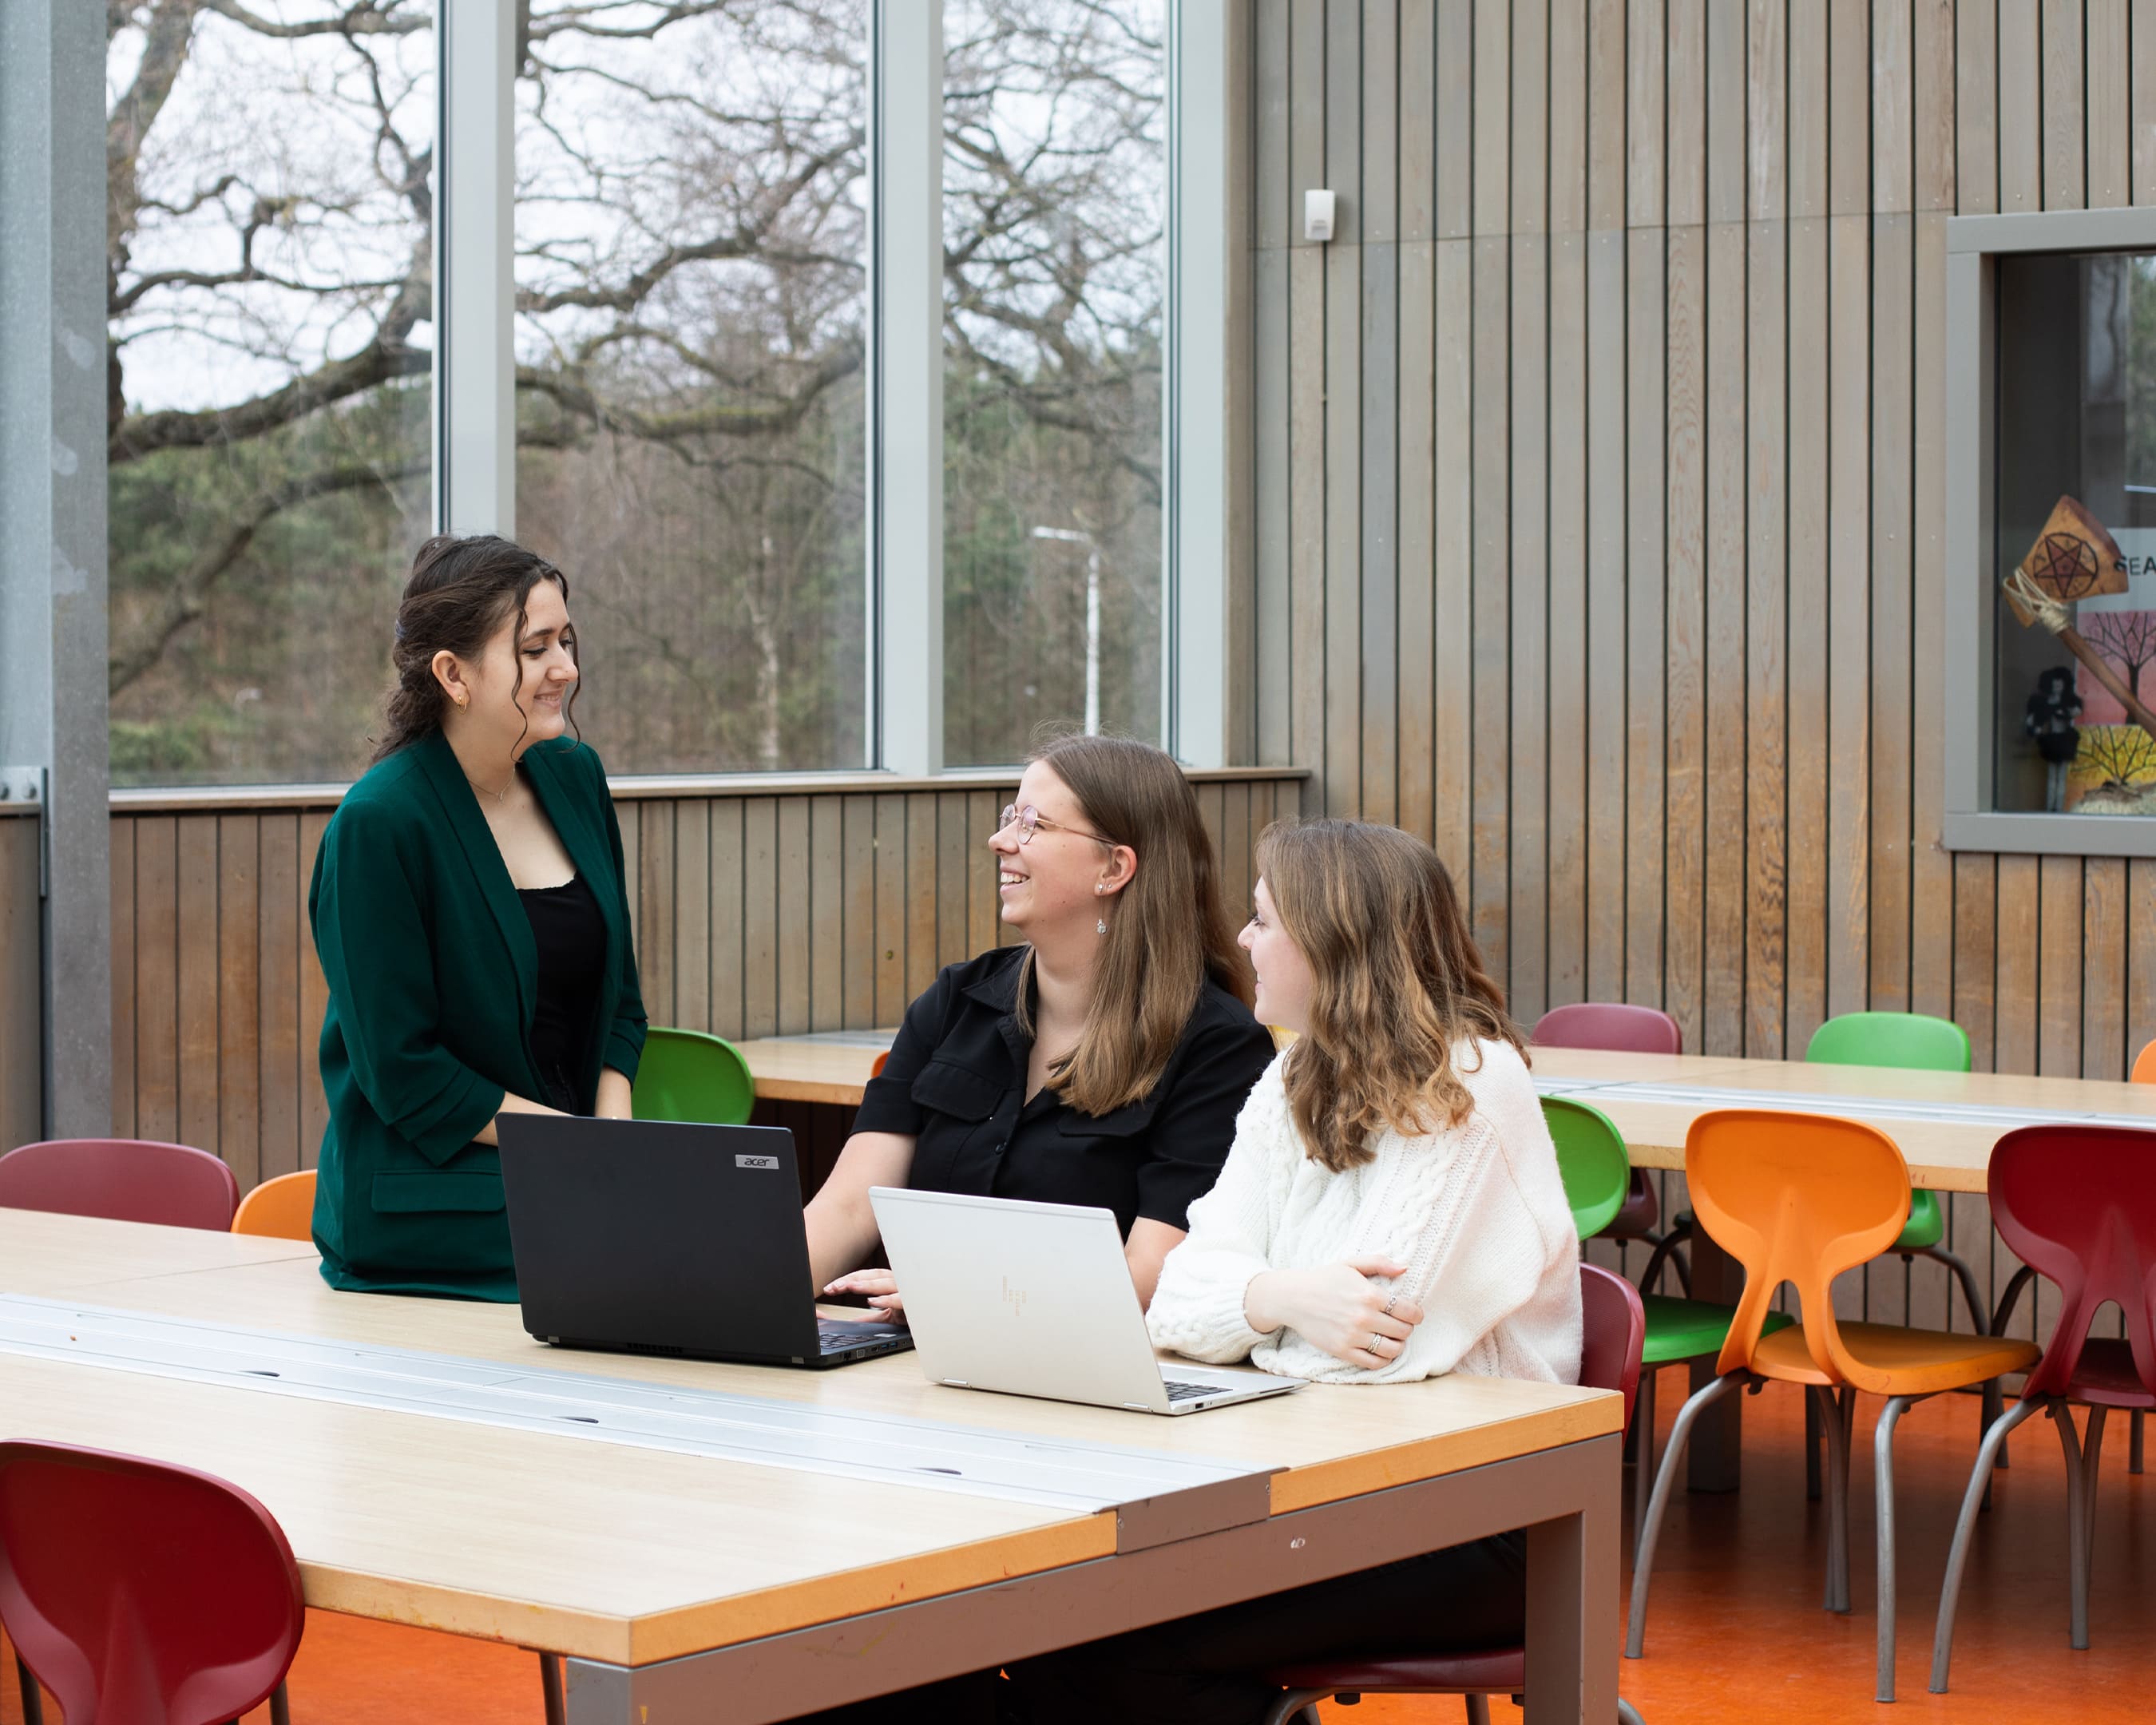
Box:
[1623,1108,2041,1703]
[231,1171,317,1242]
[870,1049,890,1080]
[2133,1039,2156,1085]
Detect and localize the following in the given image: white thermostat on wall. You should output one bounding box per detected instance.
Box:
[1304,188,1336,243]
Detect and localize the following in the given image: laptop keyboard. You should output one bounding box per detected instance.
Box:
[1161,1378,1219,1403]
[818,1320,904,1352]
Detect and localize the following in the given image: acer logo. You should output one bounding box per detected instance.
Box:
[734,1154,779,1171]
[1001,1277,1027,1315]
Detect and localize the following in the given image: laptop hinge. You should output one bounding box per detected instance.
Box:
[941,1378,969,1388]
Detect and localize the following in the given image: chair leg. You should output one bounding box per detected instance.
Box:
[1258,1690,1332,1725]
[1805,1382,1823,1501]
[2132,1409,2145,1475]
[270,1681,293,1725]
[540,1650,567,1725]
[1874,1393,1923,1704]
[1815,1384,1854,1614]
[2083,1406,2108,1624]
[2052,1404,2091,1652]
[1631,1365,1659,1553]
[1617,1702,1647,1725]
[15,1651,42,1725]
[1639,1225,1691,1299]
[1930,1396,2044,1693]
[1464,1695,1492,1725]
[1625,1370,1749,1658]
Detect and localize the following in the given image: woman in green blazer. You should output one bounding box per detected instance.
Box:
[310,534,646,1299]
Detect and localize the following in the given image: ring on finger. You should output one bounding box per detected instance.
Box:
[1369,1331,1387,1354]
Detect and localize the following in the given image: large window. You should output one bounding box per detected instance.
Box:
[941,0,1167,767]
[106,1,434,787]
[514,2,869,775]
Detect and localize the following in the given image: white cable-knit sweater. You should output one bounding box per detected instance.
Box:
[1147,1041,1583,1385]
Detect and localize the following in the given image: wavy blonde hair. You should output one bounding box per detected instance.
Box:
[1257,819,1523,1172]
[1014,734,1252,1115]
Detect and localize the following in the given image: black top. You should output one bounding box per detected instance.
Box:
[851,946,1278,1237]
[518,872,607,1114]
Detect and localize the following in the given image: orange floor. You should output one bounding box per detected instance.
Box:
[1,1380,2146,1723]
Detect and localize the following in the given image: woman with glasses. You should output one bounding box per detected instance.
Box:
[805,733,1277,1320]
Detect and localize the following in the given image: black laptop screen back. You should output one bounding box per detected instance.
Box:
[497,1117,820,1360]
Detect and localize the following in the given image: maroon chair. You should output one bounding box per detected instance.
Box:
[1929,1124,2156,1691]
[1532,1005,1685,1289]
[0,1138,239,1231]
[0,1441,303,1725]
[1258,1265,1647,1725]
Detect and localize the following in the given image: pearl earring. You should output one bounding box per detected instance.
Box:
[1096,883,1107,936]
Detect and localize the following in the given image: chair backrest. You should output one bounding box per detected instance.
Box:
[870,1049,890,1080]
[1989,1124,2156,1402]
[631,1027,756,1126]
[0,1139,238,1231]
[0,1441,304,1725]
[1686,1108,1911,1391]
[1578,1263,1647,1426]
[231,1169,318,1241]
[1805,1010,1971,1073]
[2133,1039,2156,1085]
[1544,1097,1631,1240]
[1532,1002,1683,1057]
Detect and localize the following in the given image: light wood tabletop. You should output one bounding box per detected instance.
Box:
[0,1211,1619,1675]
[735,1034,890,1105]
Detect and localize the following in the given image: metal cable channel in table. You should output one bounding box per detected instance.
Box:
[1600,1082,2156,1131]
[0,1295,1272,1514]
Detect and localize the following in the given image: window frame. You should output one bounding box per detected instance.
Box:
[1944,205,2156,856]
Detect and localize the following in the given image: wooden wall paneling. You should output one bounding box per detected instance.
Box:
[1745,217,1789,1057]
[707,799,744,1041]
[965,789,1000,960]
[903,793,937,1001]
[1323,0,1363,815]
[1667,0,1705,228]
[176,816,219,1153]
[810,796,844,1033]
[2136,0,2156,203]
[1222,782,1254,921]
[1472,233,1512,973]
[672,799,711,1035]
[1626,0,1665,227]
[934,791,970,970]
[841,795,876,1029]
[1584,227,1627,1002]
[614,796,639,954]
[1290,240,1328,802]
[1829,0,1871,215]
[0,820,39,1155]
[1663,220,1706,1048]
[740,799,777,1040]
[1997,0,2042,210]
[637,801,676,1028]
[1587,0,1625,229]
[1551,0,1587,240]
[1396,2,1437,843]
[1437,0,1476,237]
[1401,0,1436,240]
[1508,228,1548,1022]
[295,811,331,1168]
[109,818,135,1139]
[1871,0,1912,216]
[2083,859,2128,1078]
[1624,226,1666,1005]
[1362,2,1401,828]
[1704,216,1746,1054]
[1957,0,1999,215]
[1433,238,1475,882]
[1994,855,2040,1074]
[1953,853,1999,1061]
[1869,211,1914,1013]
[1475,0,1512,233]
[872,793,907,1027]
[2039,855,2084,1075]
[1258,0,1292,252]
[1825,210,1871,1021]
[216,815,260,1190]
[2041,0,2087,209]
[1785,230,1829,1045]
[133,818,177,1144]
[2089,0,2131,207]
[776,798,810,1039]
[1910,212,1954,1022]
[1911,0,1955,212]
[2129,859,2156,1062]
[256,815,299,1180]
[1256,240,1294,768]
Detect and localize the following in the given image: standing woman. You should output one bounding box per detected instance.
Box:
[309,535,646,1299]
[807,733,1276,1316]
[1002,819,1579,1725]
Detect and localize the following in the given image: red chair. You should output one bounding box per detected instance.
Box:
[1258,1264,1648,1725]
[0,1139,239,1231]
[1532,1005,1686,1290]
[1929,1124,2156,1691]
[0,1441,303,1725]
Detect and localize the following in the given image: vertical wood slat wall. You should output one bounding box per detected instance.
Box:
[92,774,1305,1185]
[1251,0,2156,1339]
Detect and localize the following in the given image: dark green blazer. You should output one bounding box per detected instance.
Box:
[308,729,646,1299]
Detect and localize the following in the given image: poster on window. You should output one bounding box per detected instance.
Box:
[2068,528,2156,810]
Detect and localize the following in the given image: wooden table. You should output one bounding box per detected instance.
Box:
[0,1211,1622,1723]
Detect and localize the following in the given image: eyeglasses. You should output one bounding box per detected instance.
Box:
[997,803,1115,847]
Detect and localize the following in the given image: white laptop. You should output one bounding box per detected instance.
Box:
[868,1187,1306,1416]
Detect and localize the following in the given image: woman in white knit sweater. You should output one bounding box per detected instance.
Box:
[1005,818,1581,1725]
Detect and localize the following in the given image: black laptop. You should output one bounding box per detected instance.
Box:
[495,1116,912,1369]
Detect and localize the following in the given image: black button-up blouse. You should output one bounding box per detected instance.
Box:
[851,946,1278,1237]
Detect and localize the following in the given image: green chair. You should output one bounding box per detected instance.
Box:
[630,1026,756,1126]
[1545,1096,1794,1549]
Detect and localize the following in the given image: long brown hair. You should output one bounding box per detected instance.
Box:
[1257,819,1523,1172]
[1014,734,1251,1115]
[373,534,579,763]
